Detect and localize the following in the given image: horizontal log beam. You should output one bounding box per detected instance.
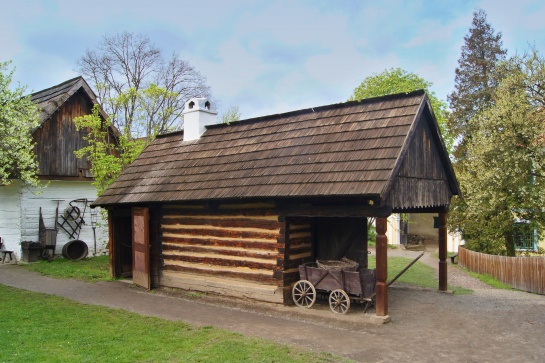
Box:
[163,244,279,260]
[164,264,278,285]
[280,204,392,218]
[162,236,281,251]
[162,217,282,230]
[288,237,312,245]
[162,226,278,240]
[162,207,278,217]
[164,254,277,270]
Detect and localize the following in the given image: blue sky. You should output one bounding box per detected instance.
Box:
[2,0,545,119]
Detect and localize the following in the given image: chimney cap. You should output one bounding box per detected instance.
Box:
[183,97,217,114]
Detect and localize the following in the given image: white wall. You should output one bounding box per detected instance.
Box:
[386,214,401,245]
[1,180,109,259]
[0,180,22,253]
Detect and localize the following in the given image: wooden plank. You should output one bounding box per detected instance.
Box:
[164,264,277,284]
[162,236,281,251]
[163,244,279,259]
[164,253,276,270]
[162,226,278,241]
[161,216,281,230]
[160,271,283,304]
[132,207,150,290]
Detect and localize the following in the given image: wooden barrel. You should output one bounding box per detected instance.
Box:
[62,240,88,260]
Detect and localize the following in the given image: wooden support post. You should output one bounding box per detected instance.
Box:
[361,217,369,268]
[107,209,116,279]
[438,210,448,291]
[375,217,388,316]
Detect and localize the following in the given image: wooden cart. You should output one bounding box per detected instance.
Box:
[292,262,376,314]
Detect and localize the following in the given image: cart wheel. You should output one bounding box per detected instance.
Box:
[64,206,81,221]
[292,280,316,308]
[329,289,350,314]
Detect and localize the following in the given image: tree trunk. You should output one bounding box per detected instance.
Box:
[504,229,516,257]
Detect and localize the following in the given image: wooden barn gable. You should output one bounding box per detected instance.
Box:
[29,77,113,179]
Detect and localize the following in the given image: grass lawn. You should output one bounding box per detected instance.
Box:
[0,284,344,363]
[367,256,473,295]
[461,268,513,290]
[20,255,112,282]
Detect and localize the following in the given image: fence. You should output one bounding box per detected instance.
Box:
[458,247,545,294]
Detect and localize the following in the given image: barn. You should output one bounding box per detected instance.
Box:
[0,77,115,259]
[92,90,460,317]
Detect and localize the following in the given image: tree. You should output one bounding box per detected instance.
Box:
[349,68,453,152]
[0,61,40,187]
[220,105,242,124]
[73,105,147,194]
[449,49,545,256]
[77,32,210,139]
[448,9,507,158]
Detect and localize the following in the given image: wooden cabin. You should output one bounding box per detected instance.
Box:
[92,90,460,317]
[0,77,116,257]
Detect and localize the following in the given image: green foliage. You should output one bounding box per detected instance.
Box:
[21,255,112,282]
[449,49,545,256]
[221,104,242,124]
[367,223,377,244]
[0,285,340,362]
[349,67,453,152]
[0,61,41,187]
[448,9,507,159]
[74,105,149,194]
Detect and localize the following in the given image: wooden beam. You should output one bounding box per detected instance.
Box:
[375,217,388,316]
[108,210,116,279]
[438,210,448,291]
[280,204,392,218]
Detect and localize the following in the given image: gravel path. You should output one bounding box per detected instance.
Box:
[1,252,544,362]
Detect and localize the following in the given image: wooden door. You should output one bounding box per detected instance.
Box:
[132,207,150,289]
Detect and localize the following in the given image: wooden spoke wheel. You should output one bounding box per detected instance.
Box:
[292,280,316,308]
[64,206,81,221]
[329,289,350,314]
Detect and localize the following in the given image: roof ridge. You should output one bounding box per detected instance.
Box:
[206,89,426,131]
[28,76,83,98]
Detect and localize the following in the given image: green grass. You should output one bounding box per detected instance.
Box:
[461,268,513,290]
[367,256,473,294]
[20,255,112,282]
[0,285,344,363]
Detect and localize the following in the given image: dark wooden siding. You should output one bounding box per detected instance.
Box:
[387,114,452,209]
[160,203,283,285]
[33,90,93,178]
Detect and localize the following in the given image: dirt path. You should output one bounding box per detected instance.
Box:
[1,256,544,362]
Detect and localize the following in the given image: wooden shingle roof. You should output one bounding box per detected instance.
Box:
[29,76,108,128]
[94,90,458,207]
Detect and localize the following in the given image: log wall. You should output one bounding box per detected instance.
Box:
[160,203,286,303]
[281,217,313,288]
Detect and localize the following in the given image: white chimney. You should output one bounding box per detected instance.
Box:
[182,97,218,141]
